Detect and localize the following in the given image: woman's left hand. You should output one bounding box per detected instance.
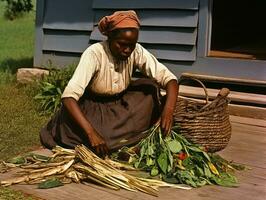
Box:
[160,106,174,135]
[160,79,179,136]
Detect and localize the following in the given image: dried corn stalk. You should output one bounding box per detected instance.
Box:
[0,145,190,196]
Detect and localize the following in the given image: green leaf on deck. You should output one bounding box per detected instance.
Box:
[7,156,26,164]
[38,178,64,189]
[211,173,239,187]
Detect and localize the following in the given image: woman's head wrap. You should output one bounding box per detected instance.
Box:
[98,10,140,36]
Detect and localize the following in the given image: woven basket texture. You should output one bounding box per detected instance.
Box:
[174,79,231,152]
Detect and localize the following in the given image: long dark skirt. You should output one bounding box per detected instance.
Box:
[40,78,162,151]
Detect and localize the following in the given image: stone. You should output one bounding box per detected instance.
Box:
[16,68,49,84]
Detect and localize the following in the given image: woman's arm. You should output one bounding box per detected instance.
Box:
[160,79,179,135]
[134,44,179,134]
[62,97,108,155]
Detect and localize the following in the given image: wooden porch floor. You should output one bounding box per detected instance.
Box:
[1,116,265,200]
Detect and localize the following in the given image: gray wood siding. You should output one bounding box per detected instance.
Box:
[92,0,199,10]
[43,30,90,53]
[90,27,197,45]
[94,10,198,27]
[42,52,81,67]
[34,0,266,82]
[35,0,199,68]
[34,0,94,67]
[91,0,199,63]
[43,0,94,31]
[142,44,196,61]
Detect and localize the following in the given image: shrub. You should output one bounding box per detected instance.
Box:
[34,65,76,114]
[1,0,33,20]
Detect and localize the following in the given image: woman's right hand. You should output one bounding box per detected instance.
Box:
[87,128,109,156]
[62,97,109,156]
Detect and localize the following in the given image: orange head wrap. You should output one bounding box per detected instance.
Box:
[98,10,140,36]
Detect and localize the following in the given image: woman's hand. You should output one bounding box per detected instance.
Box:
[62,97,109,156]
[160,79,179,136]
[86,128,109,156]
[161,106,174,135]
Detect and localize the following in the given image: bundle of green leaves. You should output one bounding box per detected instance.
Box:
[34,65,75,114]
[114,124,244,188]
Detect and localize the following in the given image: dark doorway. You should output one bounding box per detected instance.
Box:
[209,0,266,60]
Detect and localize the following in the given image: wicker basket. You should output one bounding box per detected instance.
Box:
[174,78,231,153]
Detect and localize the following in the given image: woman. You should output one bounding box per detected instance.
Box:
[40,10,179,156]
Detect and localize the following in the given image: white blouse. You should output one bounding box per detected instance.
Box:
[62,41,177,101]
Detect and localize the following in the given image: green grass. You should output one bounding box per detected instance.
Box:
[0,83,49,200]
[0,187,37,200]
[0,84,49,161]
[0,1,49,199]
[0,0,36,74]
[0,0,44,160]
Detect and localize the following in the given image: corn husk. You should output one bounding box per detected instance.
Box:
[0,145,191,196]
[1,159,74,186]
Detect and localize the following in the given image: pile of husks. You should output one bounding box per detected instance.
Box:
[113,124,245,188]
[0,145,190,196]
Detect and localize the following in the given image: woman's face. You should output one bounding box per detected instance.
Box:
[109,29,139,61]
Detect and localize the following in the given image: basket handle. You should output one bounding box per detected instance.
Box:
[178,77,209,104]
[199,88,230,111]
[218,88,230,98]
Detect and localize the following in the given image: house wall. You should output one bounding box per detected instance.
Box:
[34,0,266,82]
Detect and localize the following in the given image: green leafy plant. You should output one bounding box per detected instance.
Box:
[34,65,75,114]
[38,178,64,189]
[114,124,245,188]
[1,0,33,20]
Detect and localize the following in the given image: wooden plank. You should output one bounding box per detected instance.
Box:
[3,167,265,200]
[43,0,94,31]
[229,104,266,120]
[236,167,266,182]
[10,183,127,200]
[230,116,266,127]
[90,27,197,45]
[94,10,198,27]
[43,30,90,53]
[231,123,266,137]
[181,72,266,87]
[175,95,266,120]
[92,0,199,10]
[1,169,262,200]
[178,85,266,105]
[209,50,256,59]
[219,123,266,168]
